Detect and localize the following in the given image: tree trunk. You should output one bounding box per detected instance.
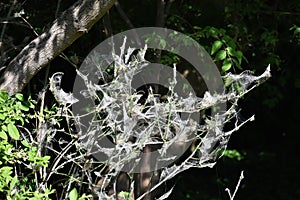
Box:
[0,0,117,95]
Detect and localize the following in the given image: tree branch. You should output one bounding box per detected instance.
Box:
[0,0,117,95]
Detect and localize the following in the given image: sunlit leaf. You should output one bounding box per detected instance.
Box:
[0,90,8,101]
[222,58,232,72]
[215,50,226,61]
[208,27,219,38]
[7,123,20,140]
[21,140,31,148]
[0,131,7,140]
[294,27,300,35]
[15,93,24,101]
[9,176,18,191]
[17,102,29,111]
[69,188,78,200]
[1,125,7,132]
[211,40,223,55]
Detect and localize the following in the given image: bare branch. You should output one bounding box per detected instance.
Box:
[115,1,135,29]
[225,171,245,200]
[102,12,113,37]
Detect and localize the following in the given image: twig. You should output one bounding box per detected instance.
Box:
[55,0,62,18]
[45,139,76,182]
[102,11,113,37]
[19,15,39,36]
[225,171,244,200]
[0,0,17,48]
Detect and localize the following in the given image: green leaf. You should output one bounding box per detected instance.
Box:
[21,140,31,148]
[0,166,13,177]
[16,102,29,111]
[7,123,20,140]
[222,149,244,161]
[27,97,36,109]
[10,176,18,191]
[1,125,7,132]
[69,188,78,200]
[294,27,300,35]
[118,191,131,200]
[226,47,236,56]
[0,90,8,102]
[207,27,219,38]
[211,40,223,55]
[0,114,5,120]
[0,131,7,140]
[221,35,231,44]
[214,50,226,61]
[38,156,51,167]
[222,59,232,72]
[15,93,24,101]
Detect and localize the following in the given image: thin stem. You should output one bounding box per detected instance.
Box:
[225,171,244,200]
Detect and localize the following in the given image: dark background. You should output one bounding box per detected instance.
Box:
[1,0,299,199]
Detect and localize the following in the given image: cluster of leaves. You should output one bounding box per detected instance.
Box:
[0,90,55,199]
[165,4,247,73]
[144,26,246,74]
[191,26,247,73]
[0,140,53,199]
[0,91,35,140]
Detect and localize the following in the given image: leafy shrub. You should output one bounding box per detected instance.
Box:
[0,90,54,199]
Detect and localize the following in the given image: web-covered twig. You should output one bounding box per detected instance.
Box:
[49,39,270,199]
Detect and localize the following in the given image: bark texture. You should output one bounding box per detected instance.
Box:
[0,0,117,95]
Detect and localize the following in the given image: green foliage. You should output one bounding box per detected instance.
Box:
[68,188,92,200]
[0,90,54,199]
[221,149,245,161]
[142,25,246,74]
[0,139,54,199]
[42,103,62,127]
[191,26,247,73]
[69,188,78,200]
[117,191,133,200]
[0,90,36,140]
[7,123,19,141]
